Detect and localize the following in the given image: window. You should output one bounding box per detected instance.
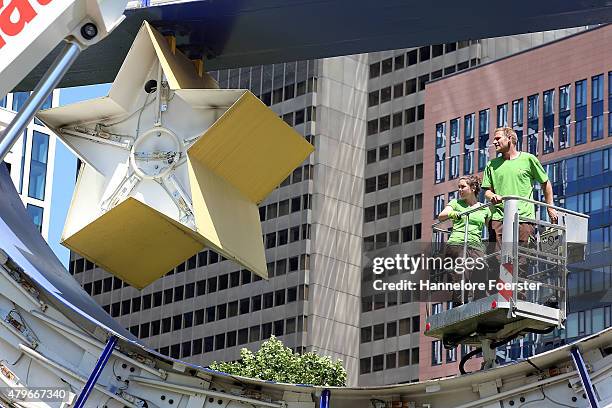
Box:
[512,98,524,151]
[435,122,446,183]
[26,204,43,232]
[378,173,388,190]
[372,354,384,372]
[215,333,225,350]
[379,145,389,161]
[527,95,539,155]
[393,83,404,99]
[28,131,49,200]
[392,111,403,128]
[559,85,571,149]
[449,118,460,180]
[432,44,443,58]
[12,92,29,112]
[592,74,604,140]
[464,113,475,174]
[418,74,429,91]
[497,103,508,127]
[609,71,612,137]
[373,323,385,341]
[407,49,417,65]
[412,315,420,332]
[391,141,402,157]
[387,321,397,338]
[478,109,490,170]
[405,107,416,124]
[398,349,411,367]
[217,303,227,320]
[543,89,555,154]
[394,54,405,69]
[412,348,419,365]
[380,86,391,103]
[406,78,417,94]
[263,292,274,309]
[219,274,229,290]
[389,200,400,216]
[360,358,371,374]
[575,79,587,145]
[419,46,430,61]
[432,340,443,365]
[380,115,390,132]
[360,326,372,343]
[368,91,379,107]
[369,62,380,78]
[163,288,173,305]
[417,104,425,121]
[434,195,445,218]
[445,42,457,52]
[381,58,393,75]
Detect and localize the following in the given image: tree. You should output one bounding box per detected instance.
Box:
[208,336,347,386]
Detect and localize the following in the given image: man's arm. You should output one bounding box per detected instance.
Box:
[541,180,558,223]
[484,188,503,204]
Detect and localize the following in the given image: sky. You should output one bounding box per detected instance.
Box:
[47,84,111,266]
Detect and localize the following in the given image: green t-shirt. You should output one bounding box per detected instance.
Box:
[481,152,548,221]
[447,199,490,249]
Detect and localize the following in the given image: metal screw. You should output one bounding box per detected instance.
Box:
[81,23,98,40]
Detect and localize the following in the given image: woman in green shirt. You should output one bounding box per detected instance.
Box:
[438,175,490,304]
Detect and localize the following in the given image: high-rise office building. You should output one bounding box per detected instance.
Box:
[422,25,611,380]
[69,57,367,384]
[68,27,593,387]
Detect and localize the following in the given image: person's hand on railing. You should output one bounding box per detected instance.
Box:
[547,207,558,224]
[489,194,503,204]
[448,210,460,221]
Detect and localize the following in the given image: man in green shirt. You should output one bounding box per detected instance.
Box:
[482,127,557,247]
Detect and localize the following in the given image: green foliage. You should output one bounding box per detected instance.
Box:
[208,336,346,386]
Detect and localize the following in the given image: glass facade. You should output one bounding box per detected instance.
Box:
[541,146,612,348]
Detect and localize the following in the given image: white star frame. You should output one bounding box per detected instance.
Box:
[38,22,314,289]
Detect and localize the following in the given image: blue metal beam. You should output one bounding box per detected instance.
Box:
[319,389,330,408]
[73,335,118,408]
[570,346,600,408]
